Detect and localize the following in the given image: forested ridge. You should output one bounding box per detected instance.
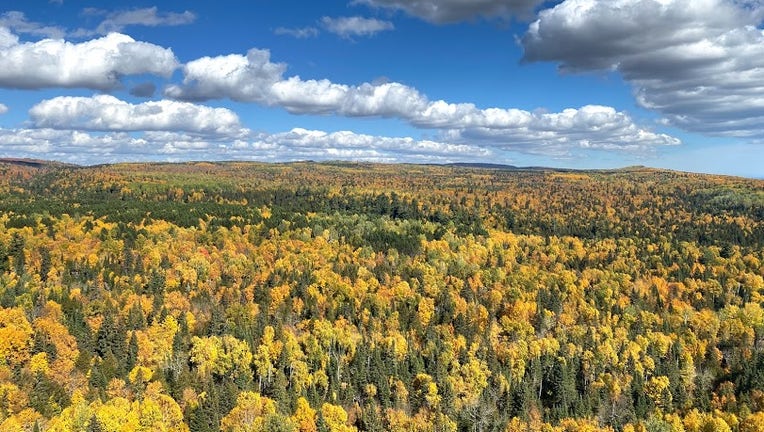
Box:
[0,160,763,432]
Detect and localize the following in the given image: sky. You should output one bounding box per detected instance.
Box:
[0,0,762,178]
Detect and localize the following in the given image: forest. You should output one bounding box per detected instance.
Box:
[0,159,763,432]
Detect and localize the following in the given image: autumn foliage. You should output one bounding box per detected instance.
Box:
[0,160,762,432]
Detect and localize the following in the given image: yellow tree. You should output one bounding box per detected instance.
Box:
[0,307,33,368]
[46,402,90,432]
[291,397,317,432]
[220,391,294,432]
[190,335,252,380]
[320,403,356,432]
[0,407,42,432]
[448,347,491,411]
[33,301,82,392]
[254,326,283,388]
[134,382,188,432]
[740,412,764,432]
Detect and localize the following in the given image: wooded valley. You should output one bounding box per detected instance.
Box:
[0,160,762,432]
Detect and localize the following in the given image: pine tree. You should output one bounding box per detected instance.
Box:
[87,414,104,432]
[9,232,25,274]
[126,332,139,372]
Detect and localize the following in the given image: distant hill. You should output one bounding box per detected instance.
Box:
[442,162,522,170]
[0,158,76,169]
[0,158,756,181]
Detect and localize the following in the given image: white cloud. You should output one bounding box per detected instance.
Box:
[0,127,209,163]
[442,105,680,156]
[341,82,430,117]
[274,26,320,38]
[167,47,679,153]
[16,93,491,163]
[29,95,246,137]
[165,49,286,102]
[73,7,196,36]
[353,0,545,23]
[271,79,430,117]
[320,16,394,38]
[0,103,7,114]
[0,11,65,39]
[269,77,353,113]
[0,126,490,165]
[0,128,145,162]
[0,29,178,90]
[165,49,430,118]
[275,16,392,39]
[257,128,489,160]
[522,0,764,138]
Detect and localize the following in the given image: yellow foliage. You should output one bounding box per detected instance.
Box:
[557,418,607,432]
[740,412,764,432]
[220,392,276,432]
[128,365,154,385]
[190,334,252,379]
[106,378,129,399]
[644,376,672,410]
[46,397,91,432]
[292,397,317,432]
[0,382,29,415]
[137,392,188,432]
[135,315,178,369]
[385,408,417,432]
[385,332,408,362]
[321,403,356,432]
[413,373,441,409]
[33,311,80,388]
[254,326,282,380]
[0,307,33,367]
[417,297,435,327]
[448,352,490,410]
[29,352,49,375]
[0,408,42,432]
[1,162,763,432]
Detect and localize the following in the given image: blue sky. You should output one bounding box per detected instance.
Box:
[0,0,762,178]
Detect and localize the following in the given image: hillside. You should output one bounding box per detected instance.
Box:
[0,162,763,432]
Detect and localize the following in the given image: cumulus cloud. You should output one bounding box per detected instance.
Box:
[0,126,489,165]
[165,49,286,103]
[522,0,764,138]
[164,49,431,118]
[271,79,430,117]
[255,128,488,160]
[74,7,196,36]
[353,0,545,23]
[0,28,178,90]
[0,103,7,114]
[18,130,212,164]
[19,94,488,163]
[0,128,142,162]
[167,47,679,153]
[442,105,680,156]
[274,26,320,38]
[29,95,245,137]
[0,11,65,39]
[320,16,394,38]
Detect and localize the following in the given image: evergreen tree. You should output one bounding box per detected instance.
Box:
[87,414,104,432]
[9,232,25,274]
[126,332,139,372]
